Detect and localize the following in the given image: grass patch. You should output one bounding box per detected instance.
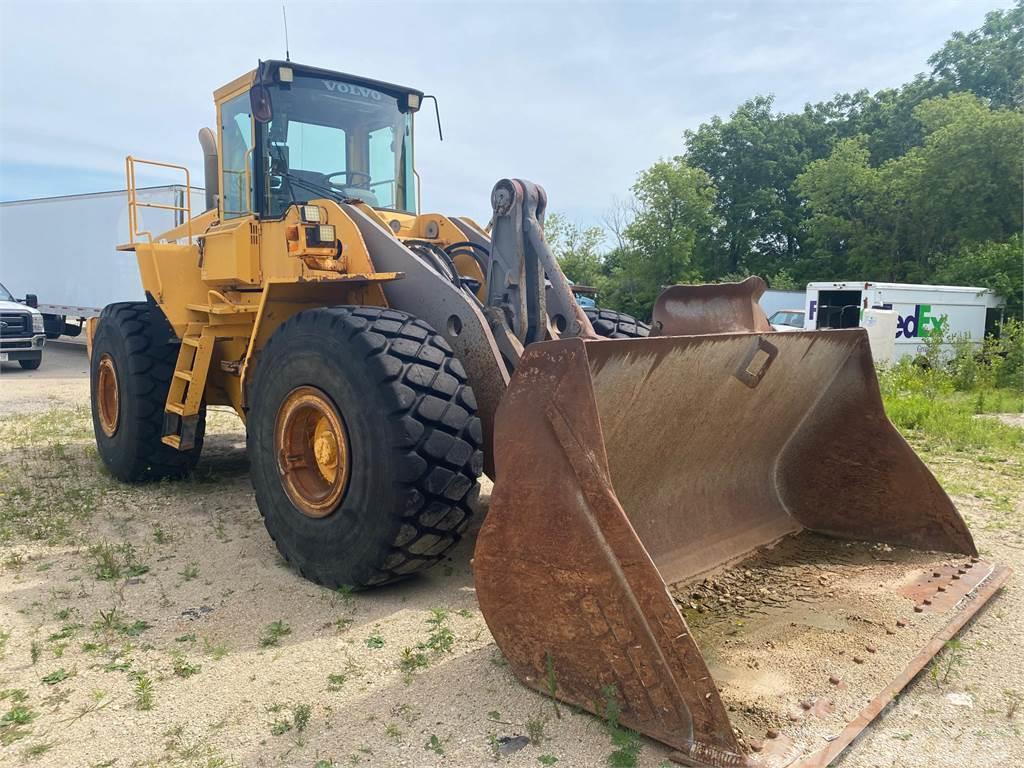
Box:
[41,668,71,685]
[259,620,291,648]
[171,652,202,678]
[180,562,200,581]
[0,408,108,544]
[89,542,149,581]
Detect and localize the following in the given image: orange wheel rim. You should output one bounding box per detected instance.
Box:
[275,386,350,518]
[96,354,120,437]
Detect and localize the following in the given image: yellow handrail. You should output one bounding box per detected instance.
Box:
[125,156,193,244]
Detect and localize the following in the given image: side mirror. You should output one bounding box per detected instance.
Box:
[24,294,38,308]
[251,85,273,123]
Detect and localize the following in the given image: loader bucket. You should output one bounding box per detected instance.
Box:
[474,330,1008,767]
[651,275,773,336]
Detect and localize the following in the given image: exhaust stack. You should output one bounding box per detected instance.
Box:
[198,127,218,213]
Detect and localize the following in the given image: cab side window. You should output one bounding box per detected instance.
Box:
[221,92,253,218]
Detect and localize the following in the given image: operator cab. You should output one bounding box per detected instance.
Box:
[215,60,423,221]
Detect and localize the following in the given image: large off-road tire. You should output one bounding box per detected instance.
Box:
[583,307,651,338]
[90,301,205,481]
[247,306,483,588]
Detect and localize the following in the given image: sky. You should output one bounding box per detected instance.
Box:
[0,0,1013,229]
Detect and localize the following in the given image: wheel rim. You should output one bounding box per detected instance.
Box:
[275,386,350,518]
[96,354,120,437]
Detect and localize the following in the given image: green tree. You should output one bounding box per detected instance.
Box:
[928,1,1024,108]
[544,212,606,289]
[601,159,716,318]
[935,235,1024,319]
[796,93,1023,283]
[684,96,835,278]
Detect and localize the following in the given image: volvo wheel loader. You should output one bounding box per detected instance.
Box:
[88,60,1008,767]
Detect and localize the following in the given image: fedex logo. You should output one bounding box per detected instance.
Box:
[881,303,945,339]
[809,298,946,339]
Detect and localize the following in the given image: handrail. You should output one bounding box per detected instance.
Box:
[125,156,193,244]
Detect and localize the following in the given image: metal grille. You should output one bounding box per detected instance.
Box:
[0,312,29,338]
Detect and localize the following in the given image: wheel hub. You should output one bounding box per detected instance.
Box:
[275,386,350,518]
[96,354,120,437]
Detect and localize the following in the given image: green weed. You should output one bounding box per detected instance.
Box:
[132,671,154,710]
[259,620,292,647]
[41,668,71,685]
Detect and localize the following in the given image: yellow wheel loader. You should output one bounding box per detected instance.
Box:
[88,60,1008,767]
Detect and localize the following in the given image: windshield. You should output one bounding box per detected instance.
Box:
[770,310,804,328]
[257,74,415,217]
[0,282,13,302]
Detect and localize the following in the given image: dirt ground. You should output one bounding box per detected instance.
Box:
[0,344,1020,768]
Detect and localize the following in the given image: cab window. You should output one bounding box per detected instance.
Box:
[221,92,253,218]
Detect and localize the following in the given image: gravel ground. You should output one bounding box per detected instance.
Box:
[0,344,1020,768]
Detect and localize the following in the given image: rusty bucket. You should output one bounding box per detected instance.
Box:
[474,329,1008,767]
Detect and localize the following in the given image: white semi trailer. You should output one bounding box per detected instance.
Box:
[804,281,1005,363]
[0,186,205,338]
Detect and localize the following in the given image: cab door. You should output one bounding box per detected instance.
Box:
[201,89,261,286]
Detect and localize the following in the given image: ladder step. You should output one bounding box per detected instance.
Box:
[161,435,182,449]
[182,337,201,348]
[165,403,186,416]
[174,371,193,382]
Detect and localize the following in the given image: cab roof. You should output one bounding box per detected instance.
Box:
[213,60,424,103]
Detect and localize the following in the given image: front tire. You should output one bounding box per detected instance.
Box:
[90,301,205,481]
[18,358,41,370]
[247,306,483,588]
[583,307,650,338]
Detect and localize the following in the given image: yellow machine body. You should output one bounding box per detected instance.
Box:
[114,67,488,437]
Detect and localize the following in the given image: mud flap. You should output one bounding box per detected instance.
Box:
[474,330,1008,767]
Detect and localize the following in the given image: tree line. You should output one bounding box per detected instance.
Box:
[549,3,1023,320]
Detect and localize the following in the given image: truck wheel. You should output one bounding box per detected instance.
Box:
[90,301,205,481]
[247,306,483,588]
[583,307,651,338]
[18,358,41,370]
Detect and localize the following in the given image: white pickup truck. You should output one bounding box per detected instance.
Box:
[0,281,46,370]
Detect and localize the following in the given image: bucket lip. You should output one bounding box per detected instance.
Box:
[781,562,1012,768]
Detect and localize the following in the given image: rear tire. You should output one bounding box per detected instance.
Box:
[90,301,205,481]
[18,358,41,370]
[583,307,650,338]
[247,306,483,588]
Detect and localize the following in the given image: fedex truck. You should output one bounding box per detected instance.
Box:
[804,281,1005,362]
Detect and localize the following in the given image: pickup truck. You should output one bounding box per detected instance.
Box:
[0,281,46,370]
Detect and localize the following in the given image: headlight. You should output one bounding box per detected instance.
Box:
[32,314,44,333]
[300,205,322,223]
[305,224,336,246]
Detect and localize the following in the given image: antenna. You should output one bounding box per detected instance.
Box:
[282,5,291,62]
